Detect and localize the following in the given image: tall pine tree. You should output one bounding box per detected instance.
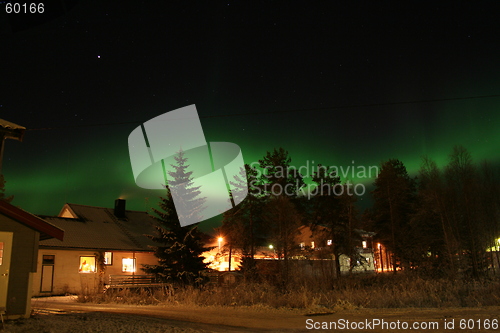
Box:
[143,150,211,285]
[309,164,345,276]
[371,159,416,272]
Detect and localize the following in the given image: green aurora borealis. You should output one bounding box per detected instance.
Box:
[4,96,499,232]
[2,2,499,232]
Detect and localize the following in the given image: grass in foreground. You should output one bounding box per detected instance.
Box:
[76,273,500,310]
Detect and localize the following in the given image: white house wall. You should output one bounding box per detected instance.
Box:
[32,249,158,296]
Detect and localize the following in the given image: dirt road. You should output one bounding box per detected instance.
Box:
[23,296,500,332]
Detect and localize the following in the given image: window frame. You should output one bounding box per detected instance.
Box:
[103,252,113,265]
[121,258,136,273]
[79,256,97,273]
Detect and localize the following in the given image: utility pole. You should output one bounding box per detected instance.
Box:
[0,119,26,174]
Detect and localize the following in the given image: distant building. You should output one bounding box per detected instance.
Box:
[209,224,377,275]
[296,225,376,274]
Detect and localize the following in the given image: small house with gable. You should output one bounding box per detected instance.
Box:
[33,199,160,296]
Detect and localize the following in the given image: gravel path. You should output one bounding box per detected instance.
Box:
[3,312,213,333]
[1,296,498,332]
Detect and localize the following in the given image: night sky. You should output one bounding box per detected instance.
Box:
[1,2,499,232]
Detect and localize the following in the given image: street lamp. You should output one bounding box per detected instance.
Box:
[218,237,223,252]
[268,244,275,258]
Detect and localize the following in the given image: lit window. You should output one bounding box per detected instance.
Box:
[300,242,305,249]
[79,256,96,273]
[122,258,136,273]
[327,240,332,246]
[311,241,315,249]
[362,241,367,248]
[0,242,3,266]
[103,252,113,265]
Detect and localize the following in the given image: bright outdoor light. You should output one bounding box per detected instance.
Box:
[218,237,223,251]
[269,245,273,249]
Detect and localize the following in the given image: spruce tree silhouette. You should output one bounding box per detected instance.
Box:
[143,149,211,285]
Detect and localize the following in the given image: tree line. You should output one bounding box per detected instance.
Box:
[141,145,499,285]
[370,145,500,278]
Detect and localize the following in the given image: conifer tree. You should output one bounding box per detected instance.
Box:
[371,159,416,272]
[310,165,343,265]
[258,148,305,286]
[143,150,211,285]
[222,165,264,257]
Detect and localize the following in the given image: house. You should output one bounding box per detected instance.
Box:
[32,199,160,296]
[204,224,378,278]
[0,199,64,319]
[296,224,332,256]
[296,225,376,273]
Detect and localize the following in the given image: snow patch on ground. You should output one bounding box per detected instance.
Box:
[3,312,211,333]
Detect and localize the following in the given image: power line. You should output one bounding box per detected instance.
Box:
[26,93,500,131]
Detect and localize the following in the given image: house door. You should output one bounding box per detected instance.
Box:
[0,231,13,310]
[40,255,55,293]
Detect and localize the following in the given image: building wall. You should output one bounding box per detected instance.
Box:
[297,225,331,250]
[0,214,39,318]
[33,249,158,296]
[339,252,375,273]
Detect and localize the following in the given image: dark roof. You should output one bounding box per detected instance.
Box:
[0,200,64,240]
[39,203,159,251]
[0,118,26,141]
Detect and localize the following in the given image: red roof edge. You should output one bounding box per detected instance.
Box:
[0,200,64,241]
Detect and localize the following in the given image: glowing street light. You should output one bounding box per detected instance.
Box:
[218,237,223,252]
[268,244,276,259]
